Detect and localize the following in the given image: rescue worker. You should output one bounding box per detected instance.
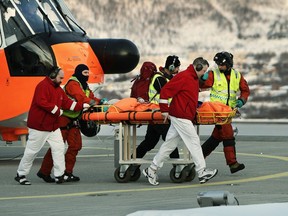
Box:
[200,51,250,174]
[37,64,104,182]
[133,56,181,160]
[143,57,218,185]
[14,66,88,185]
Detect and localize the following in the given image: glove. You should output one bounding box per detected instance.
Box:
[236,99,244,108]
[201,70,210,81]
[100,98,109,105]
[161,112,169,122]
[83,103,90,109]
[89,99,96,106]
[137,97,145,103]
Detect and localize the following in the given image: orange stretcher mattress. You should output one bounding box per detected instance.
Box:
[195,101,237,125]
[82,110,164,124]
[82,98,164,124]
[81,100,237,125]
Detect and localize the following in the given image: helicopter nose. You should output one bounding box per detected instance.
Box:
[88,38,140,74]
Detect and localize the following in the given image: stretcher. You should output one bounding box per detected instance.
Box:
[82,104,237,183]
[195,109,238,125]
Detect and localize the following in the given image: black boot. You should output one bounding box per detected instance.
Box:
[64,172,80,182]
[230,162,245,174]
[55,175,65,184]
[37,171,55,183]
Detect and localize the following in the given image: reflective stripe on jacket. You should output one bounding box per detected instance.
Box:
[27,77,82,131]
[148,73,169,104]
[210,68,241,107]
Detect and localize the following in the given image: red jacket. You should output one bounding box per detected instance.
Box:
[27,77,83,131]
[159,65,199,120]
[64,80,100,104]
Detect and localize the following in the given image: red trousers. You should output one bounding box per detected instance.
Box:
[39,118,82,175]
[212,123,234,140]
[202,123,238,165]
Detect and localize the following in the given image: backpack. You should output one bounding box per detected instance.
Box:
[130,61,157,101]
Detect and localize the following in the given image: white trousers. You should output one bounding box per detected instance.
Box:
[151,116,206,174]
[17,128,65,177]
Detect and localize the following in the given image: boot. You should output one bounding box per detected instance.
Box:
[201,136,220,158]
[37,171,55,183]
[55,175,65,184]
[229,162,245,174]
[64,172,80,182]
[223,144,245,174]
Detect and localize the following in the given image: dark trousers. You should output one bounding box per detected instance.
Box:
[135,123,179,158]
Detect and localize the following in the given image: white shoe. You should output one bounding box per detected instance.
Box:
[142,167,159,186]
[198,168,218,184]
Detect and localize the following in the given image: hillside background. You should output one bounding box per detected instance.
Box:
[66,0,288,119]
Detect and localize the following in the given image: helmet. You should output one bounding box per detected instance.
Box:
[213,51,233,68]
[79,119,100,137]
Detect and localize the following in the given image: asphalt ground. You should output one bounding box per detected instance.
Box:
[0,134,288,216]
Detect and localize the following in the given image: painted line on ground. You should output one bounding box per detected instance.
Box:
[1,152,288,201]
[0,172,288,201]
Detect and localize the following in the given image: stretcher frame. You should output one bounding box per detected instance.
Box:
[195,109,237,125]
[111,122,195,183]
[82,105,237,183]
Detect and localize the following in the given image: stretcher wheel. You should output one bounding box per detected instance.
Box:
[183,166,196,182]
[129,166,141,181]
[169,167,186,183]
[114,167,131,183]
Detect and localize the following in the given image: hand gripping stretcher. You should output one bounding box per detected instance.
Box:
[82,102,237,183]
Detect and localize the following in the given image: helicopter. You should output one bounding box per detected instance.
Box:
[0,0,140,145]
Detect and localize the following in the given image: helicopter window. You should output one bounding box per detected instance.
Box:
[1,1,30,44]
[41,0,70,32]
[15,0,49,34]
[0,7,4,47]
[1,0,85,47]
[53,0,84,34]
[5,37,54,76]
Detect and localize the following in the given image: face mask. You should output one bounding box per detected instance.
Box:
[83,75,89,82]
